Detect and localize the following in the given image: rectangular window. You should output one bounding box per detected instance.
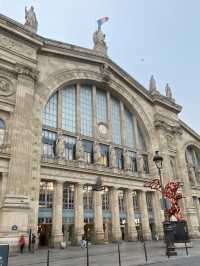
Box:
[83,186,93,210]
[118,190,125,212]
[62,86,76,133]
[125,110,134,148]
[133,191,139,212]
[146,192,153,212]
[80,85,92,136]
[39,181,54,209]
[42,130,57,158]
[129,151,137,172]
[96,89,107,123]
[82,140,93,164]
[102,190,110,211]
[115,148,124,169]
[142,154,149,174]
[64,136,76,160]
[63,184,74,209]
[100,144,109,167]
[42,94,57,128]
[112,98,121,144]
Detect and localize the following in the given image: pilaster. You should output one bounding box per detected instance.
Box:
[93,191,104,243]
[74,183,84,244]
[138,190,151,240]
[52,180,64,247]
[110,187,121,241]
[124,189,137,241]
[152,191,164,239]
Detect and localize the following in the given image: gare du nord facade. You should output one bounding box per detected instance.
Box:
[0,10,200,250]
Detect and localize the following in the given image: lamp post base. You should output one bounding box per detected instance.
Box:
[164,220,177,257]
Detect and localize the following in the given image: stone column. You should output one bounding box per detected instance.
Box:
[124,189,137,241]
[93,191,104,243]
[138,191,151,240]
[110,187,121,241]
[152,191,164,239]
[74,183,84,244]
[52,180,64,247]
[0,66,37,240]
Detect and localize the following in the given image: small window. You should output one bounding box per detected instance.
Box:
[100,144,109,167]
[129,151,137,172]
[115,148,124,169]
[64,136,76,160]
[0,119,5,145]
[142,154,149,174]
[82,140,93,164]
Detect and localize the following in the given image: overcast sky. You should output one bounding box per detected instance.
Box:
[1,0,199,133]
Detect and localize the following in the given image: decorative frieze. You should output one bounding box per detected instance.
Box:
[154,113,183,135]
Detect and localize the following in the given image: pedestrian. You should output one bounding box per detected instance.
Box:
[18,235,26,254]
[31,233,36,253]
[80,237,87,249]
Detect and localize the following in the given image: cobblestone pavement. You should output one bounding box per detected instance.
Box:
[8,240,200,266]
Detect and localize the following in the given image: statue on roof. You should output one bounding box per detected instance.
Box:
[24,6,38,33]
[93,28,107,55]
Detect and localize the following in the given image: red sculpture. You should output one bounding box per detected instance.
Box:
[144,179,185,221]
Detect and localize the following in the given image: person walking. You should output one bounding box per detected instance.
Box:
[18,235,26,254]
[31,233,36,253]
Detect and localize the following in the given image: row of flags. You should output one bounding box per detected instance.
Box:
[97,16,109,29]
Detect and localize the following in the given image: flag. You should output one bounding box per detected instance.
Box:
[97,17,109,29]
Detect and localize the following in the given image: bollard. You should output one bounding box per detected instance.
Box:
[117,242,121,266]
[47,249,50,266]
[185,242,189,256]
[86,239,89,266]
[143,241,148,263]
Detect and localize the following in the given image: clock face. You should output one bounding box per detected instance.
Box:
[98,124,108,135]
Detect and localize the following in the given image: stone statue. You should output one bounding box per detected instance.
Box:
[94,142,101,164]
[76,138,84,161]
[110,146,117,169]
[124,149,131,171]
[165,83,173,99]
[24,6,38,33]
[93,29,107,55]
[55,133,65,158]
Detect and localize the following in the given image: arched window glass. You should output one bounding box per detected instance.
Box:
[125,109,134,147]
[186,145,200,185]
[96,89,107,123]
[80,85,92,136]
[137,122,147,151]
[62,86,76,132]
[112,97,121,144]
[0,119,5,145]
[43,93,57,128]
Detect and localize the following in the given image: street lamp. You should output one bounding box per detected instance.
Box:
[153,151,177,257]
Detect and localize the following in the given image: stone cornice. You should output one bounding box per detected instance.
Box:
[152,94,182,114]
[0,13,182,114]
[180,120,200,141]
[0,14,43,47]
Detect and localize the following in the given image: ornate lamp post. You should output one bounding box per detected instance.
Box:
[153,151,177,257]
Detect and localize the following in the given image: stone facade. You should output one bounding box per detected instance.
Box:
[0,11,200,252]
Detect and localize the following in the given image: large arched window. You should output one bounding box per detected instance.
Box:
[186,145,200,185]
[42,83,149,174]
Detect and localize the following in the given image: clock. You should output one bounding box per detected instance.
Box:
[98,123,108,135]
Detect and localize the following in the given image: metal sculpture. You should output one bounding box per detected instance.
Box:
[144,179,185,221]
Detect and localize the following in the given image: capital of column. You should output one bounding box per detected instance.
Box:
[15,64,39,81]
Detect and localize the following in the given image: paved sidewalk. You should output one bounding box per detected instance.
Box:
[8,240,200,266]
